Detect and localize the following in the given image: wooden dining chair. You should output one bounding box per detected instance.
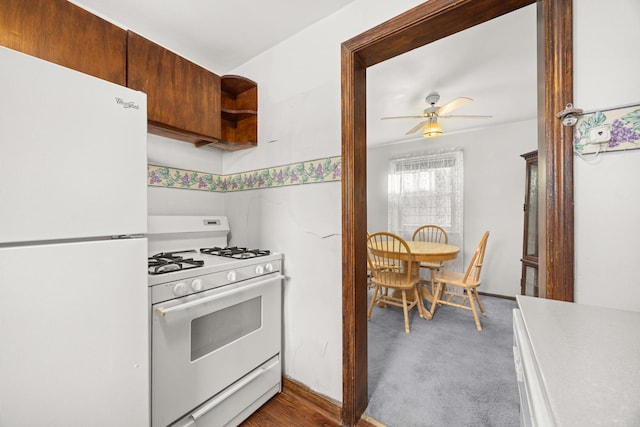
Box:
[367,232,425,333]
[411,225,448,295]
[367,232,400,293]
[430,231,489,331]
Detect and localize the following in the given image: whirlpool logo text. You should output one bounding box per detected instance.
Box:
[115,97,140,110]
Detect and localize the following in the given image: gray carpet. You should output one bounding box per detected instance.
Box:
[366,291,519,427]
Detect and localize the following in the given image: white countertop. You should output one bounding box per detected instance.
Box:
[516,295,640,426]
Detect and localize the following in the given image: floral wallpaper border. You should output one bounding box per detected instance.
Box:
[148,155,341,192]
[574,103,640,155]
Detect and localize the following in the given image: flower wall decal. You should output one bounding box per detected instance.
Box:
[148,155,341,192]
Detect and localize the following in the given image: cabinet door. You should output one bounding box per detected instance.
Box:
[0,0,126,85]
[520,151,539,296]
[127,31,221,143]
[524,160,538,258]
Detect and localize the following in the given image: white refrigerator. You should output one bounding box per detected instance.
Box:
[0,46,149,426]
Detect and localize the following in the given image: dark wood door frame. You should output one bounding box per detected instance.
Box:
[340,0,573,425]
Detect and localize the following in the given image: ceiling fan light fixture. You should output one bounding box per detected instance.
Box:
[423,119,442,138]
[383,92,490,138]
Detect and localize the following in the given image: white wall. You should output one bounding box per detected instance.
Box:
[573,0,640,311]
[367,120,537,297]
[146,134,225,215]
[141,0,640,409]
[223,0,425,402]
[224,183,343,395]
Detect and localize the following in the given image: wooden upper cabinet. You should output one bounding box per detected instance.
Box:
[0,0,126,85]
[126,31,222,144]
[1,1,257,151]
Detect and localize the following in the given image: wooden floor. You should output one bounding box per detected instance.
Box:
[240,389,383,427]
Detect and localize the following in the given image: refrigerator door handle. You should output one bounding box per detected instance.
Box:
[111,234,145,239]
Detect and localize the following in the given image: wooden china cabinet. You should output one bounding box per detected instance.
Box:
[520,150,539,296]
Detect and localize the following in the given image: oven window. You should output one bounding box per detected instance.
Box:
[191,296,262,361]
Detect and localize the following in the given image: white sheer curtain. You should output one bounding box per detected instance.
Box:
[388,148,464,272]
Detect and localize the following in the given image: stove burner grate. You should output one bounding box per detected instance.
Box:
[200,246,271,259]
[148,250,204,275]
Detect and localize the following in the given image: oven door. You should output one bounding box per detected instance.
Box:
[152,273,283,427]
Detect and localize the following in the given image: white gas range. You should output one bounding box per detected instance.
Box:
[147,216,283,427]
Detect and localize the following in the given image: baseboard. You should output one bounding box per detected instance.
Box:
[282,376,342,419]
[281,376,385,427]
[359,414,387,427]
[478,291,516,301]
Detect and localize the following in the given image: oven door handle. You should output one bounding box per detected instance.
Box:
[190,357,280,422]
[155,274,284,317]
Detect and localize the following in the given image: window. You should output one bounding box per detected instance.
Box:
[388,148,464,271]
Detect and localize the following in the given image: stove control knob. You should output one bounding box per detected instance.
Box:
[255,265,265,275]
[191,279,203,292]
[265,263,274,273]
[227,271,237,282]
[173,282,187,296]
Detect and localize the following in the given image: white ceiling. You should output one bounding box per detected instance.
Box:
[367,4,537,146]
[71,1,536,147]
[70,0,357,73]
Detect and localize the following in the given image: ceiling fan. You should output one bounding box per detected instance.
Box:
[381,92,492,137]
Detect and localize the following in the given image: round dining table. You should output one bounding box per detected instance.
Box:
[368,240,460,317]
[369,240,459,269]
[401,241,460,263]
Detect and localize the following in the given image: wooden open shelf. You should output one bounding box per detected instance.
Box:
[218,74,257,149]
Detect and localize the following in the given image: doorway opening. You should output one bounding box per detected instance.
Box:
[340,1,574,425]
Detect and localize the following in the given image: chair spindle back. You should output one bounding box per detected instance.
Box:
[367,232,414,287]
[412,225,448,244]
[461,231,490,284]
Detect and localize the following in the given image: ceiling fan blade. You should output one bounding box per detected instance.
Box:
[405,120,427,135]
[381,115,425,120]
[435,97,473,116]
[438,114,492,119]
